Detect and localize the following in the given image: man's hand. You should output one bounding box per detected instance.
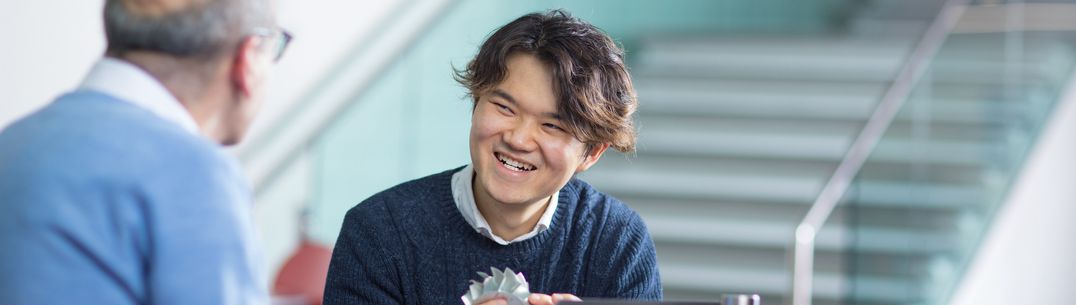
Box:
[473,293,580,305]
[528,293,582,305]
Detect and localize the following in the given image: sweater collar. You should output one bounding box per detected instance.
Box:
[451,164,559,245]
[78,57,199,135]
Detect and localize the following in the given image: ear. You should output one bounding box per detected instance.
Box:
[231,35,267,97]
[574,143,610,173]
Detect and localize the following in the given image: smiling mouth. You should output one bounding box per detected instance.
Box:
[495,152,537,172]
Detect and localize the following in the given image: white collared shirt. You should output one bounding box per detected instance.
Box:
[451,164,558,245]
[79,57,199,134]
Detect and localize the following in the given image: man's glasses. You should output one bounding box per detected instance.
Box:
[250,27,293,62]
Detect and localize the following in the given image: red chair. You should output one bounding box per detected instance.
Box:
[273,239,334,305]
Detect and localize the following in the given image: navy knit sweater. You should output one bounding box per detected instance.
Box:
[324,167,662,305]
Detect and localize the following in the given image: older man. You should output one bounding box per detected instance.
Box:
[0,0,289,304]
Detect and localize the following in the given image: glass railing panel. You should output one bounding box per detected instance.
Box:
[843,27,1076,305]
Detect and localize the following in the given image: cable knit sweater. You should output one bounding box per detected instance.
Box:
[324,167,662,305]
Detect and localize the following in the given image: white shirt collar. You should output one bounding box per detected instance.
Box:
[451,164,558,245]
[78,57,200,134]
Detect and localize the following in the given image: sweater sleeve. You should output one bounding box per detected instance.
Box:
[324,201,405,305]
[592,206,663,300]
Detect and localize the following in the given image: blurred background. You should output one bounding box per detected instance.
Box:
[2,0,1075,305]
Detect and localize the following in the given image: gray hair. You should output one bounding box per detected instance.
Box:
[104,0,273,58]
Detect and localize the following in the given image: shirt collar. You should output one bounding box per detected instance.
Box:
[451,164,559,245]
[78,57,200,134]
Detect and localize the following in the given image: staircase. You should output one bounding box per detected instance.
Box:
[579,1,1076,304]
[583,34,918,305]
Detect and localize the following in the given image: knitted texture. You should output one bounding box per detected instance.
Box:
[324,167,662,305]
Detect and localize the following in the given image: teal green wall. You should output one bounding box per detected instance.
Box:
[310,0,849,244]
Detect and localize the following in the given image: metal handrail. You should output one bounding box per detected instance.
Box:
[787,0,970,304]
[235,0,459,196]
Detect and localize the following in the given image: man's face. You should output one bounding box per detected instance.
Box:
[470,53,604,208]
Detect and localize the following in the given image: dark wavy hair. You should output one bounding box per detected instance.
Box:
[455,9,638,153]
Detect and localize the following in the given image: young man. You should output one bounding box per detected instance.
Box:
[323,10,661,305]
[0,0,289,304]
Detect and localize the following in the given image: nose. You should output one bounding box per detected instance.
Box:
[502,120,539,152]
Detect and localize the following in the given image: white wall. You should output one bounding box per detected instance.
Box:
[948,76,1076,305]
[0,1,105,126]
[0,0,400,139]
[0,0,400,285]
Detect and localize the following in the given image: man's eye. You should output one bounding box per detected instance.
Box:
[544,123,564,132]
[493,102,511,113]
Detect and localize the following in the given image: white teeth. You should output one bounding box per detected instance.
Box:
[496,153,536,172]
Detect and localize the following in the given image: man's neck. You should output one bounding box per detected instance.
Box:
[115,52,227,142]
[473,179,551,241]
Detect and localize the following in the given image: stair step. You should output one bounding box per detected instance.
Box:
[584,159,824,203]
[636,36,912,68]
[659,261,841,300]
[643,212,957,255]
[627,117,1001,166]
[634,35,1072,83]
[854,0,944,20]
[852,180,991,210]
[584,160,987,210]
[627,197,969,233]
[634,77,1032,125]
[659,261,924,303]
[637,34,1071,63]
[849,19,930,37]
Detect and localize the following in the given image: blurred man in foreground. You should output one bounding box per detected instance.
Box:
[0,0,290,304]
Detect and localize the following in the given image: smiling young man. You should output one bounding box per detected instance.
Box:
[323,10,661,305]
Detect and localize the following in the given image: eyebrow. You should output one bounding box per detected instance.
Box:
[490,89,562,120]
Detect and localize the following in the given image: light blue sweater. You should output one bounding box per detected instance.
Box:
[0,91,266,305]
